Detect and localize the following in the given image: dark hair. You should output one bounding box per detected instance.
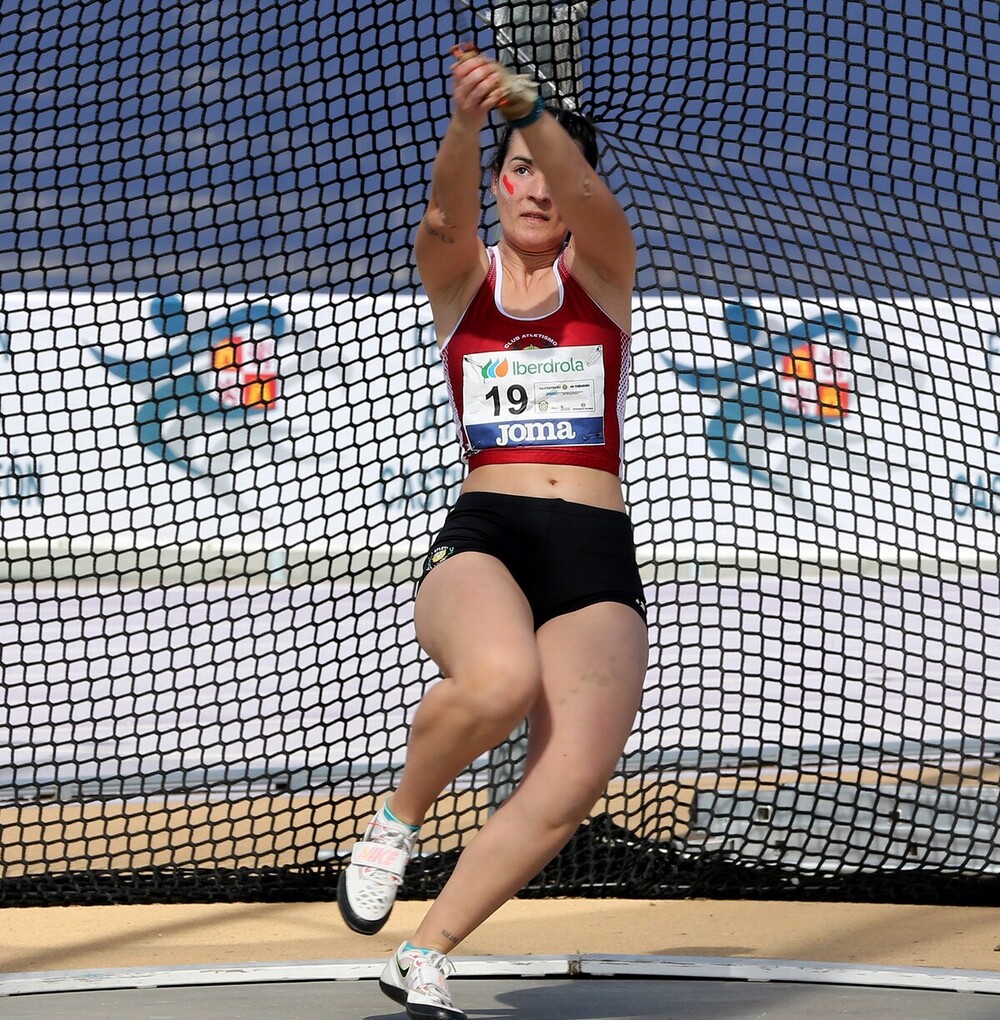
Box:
[489,105,600,176]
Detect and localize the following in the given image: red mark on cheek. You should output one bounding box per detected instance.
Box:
[501,174,515,195]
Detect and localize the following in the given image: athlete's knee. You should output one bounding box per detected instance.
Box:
[434,654,540,737]
[471,665,539,734]
[522,759,617,830]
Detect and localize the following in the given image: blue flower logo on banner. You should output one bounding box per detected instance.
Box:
[660,302,863,495]
[90,295,289,478]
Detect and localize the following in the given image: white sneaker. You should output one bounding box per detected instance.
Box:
[379,942,467,1020]
[337,804,418,934]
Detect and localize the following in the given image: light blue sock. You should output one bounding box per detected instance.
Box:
[382,801,420,832]
[402,941,432,955]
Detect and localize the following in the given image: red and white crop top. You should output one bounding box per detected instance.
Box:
[439,246,632,478]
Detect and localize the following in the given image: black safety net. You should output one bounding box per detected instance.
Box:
[1,0,998,907]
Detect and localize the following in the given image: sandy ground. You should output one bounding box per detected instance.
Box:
[1,898,999,977]
[3,789,999,980]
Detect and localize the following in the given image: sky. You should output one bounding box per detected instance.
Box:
[1,0,997,297]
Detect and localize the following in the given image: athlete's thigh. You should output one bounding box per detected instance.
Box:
[414,551,538,681]
[529,602,648,779]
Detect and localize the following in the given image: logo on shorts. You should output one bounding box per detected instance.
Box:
[424,545,455,572]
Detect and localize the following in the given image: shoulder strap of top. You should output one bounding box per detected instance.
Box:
[556,248,571,283]
[486,245,498,287]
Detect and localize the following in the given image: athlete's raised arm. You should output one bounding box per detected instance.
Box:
[513,107,636,301]
[414,46,496,320]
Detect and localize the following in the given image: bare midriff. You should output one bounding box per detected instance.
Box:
[460,462,626,513]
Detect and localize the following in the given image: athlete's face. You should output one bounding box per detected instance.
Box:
[492,133,570,251]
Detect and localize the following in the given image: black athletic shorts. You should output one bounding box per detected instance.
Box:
[419,491,647,629]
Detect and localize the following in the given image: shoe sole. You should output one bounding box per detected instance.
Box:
[336,869,392,935]
[378,976,407,1006]
[378,977,466,1020]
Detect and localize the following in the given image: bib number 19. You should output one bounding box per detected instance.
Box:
[485,384,528,416]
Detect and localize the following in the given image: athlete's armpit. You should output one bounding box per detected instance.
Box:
[422,217,455,244]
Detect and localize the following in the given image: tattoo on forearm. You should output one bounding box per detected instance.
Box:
[423,218,455,244]
[441,928,461,945]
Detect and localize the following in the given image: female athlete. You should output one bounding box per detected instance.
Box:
[338,43,648,1020]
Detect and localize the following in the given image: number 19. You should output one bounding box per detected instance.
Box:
[485,384,528,416]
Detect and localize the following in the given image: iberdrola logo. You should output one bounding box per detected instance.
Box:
[90,294,290,478]
[481,357,509,379]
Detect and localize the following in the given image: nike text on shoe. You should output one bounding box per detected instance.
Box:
[379,942,467,1020]
[337,808,417,935]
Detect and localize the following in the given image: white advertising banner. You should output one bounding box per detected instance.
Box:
[0,291,452,556]
[2,291,999,568]
[2,291,999,784]
[635,296,1000,564]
